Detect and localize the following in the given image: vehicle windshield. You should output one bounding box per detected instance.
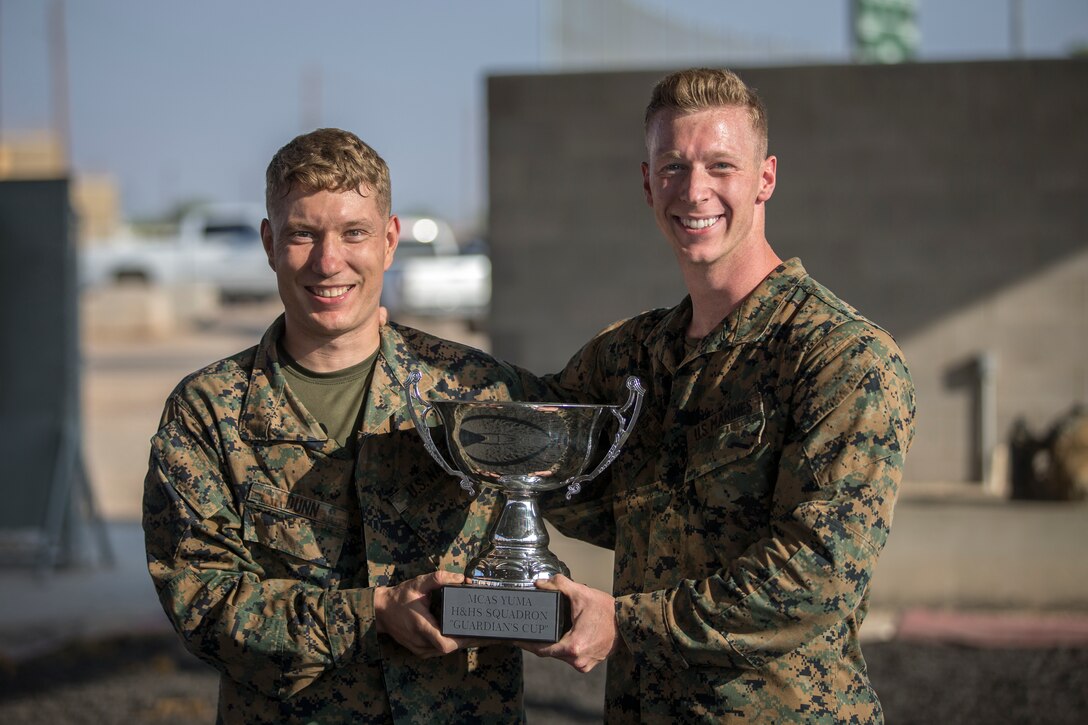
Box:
[394,240,439,258]
[203,223,261,245]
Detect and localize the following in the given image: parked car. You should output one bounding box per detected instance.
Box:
[79,202,276,300]
[382,214,491,325]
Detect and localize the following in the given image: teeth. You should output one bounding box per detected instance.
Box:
[679,216,721,229]
[312,286,351,298]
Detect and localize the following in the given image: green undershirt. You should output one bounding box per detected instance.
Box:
[278,342,379,454]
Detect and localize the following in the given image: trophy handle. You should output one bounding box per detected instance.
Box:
[564,376,645,500]
[404,370,477,496]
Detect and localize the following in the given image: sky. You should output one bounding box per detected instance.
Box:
[1,0,1086,233]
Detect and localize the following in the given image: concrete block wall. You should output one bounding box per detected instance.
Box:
[488,60,1088,483]
[487,70,686,370]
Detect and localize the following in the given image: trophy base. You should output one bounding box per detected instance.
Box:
[434,585,571,643]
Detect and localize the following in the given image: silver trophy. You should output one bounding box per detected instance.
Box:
[404,371,644,641]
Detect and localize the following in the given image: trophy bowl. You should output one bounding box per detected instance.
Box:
[430,398,618,493]
[404,372,644,641]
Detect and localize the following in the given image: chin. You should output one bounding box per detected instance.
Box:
[674,241,720,262]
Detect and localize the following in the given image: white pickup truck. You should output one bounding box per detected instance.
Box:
[381,215,491,325]
[79,202,277,300]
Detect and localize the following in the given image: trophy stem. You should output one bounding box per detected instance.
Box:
[465,490,570,588]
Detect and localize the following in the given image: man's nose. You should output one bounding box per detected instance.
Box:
[680,167,711,203]
[311,235,345,276]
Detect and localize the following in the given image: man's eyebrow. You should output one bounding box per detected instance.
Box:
[281,217,375,227]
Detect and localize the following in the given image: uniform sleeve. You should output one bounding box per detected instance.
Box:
[142,398,382,700]
[532,327,632,550]
[615,328,915,672]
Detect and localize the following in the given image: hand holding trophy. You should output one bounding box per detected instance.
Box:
[404,372,644,643]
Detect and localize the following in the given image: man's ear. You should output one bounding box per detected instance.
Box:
[756,155,777,204]
[383,214,401,271]
[260,218,275,270]
[641,161,654,207]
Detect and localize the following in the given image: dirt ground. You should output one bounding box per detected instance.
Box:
[1,632,1086,724]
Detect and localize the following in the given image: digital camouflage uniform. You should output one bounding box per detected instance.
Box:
[542,258,915,723]
[143,317,530,724]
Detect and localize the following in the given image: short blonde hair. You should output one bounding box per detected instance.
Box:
[265,128,392,218]
[644,68,769,159]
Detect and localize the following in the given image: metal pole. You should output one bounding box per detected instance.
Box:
[849,0,858,63]
[979,352,999,492]
[0,0,5,148]
[49,0,71,168]
[299,63,322,132]
[1010,0,1024,58]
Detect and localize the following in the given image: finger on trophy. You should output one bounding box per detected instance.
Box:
[514,638,552,656]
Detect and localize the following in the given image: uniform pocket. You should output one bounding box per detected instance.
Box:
[685,396,766,482]
[242,482,349,569]
[687,398,771,544]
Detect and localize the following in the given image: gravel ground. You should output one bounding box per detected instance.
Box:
[1,633,1085,724]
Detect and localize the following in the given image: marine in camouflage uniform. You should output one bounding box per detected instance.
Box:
[143,317,530,724]
[542,258,914,722]
[143,127,531,723]
[525,69,916,722]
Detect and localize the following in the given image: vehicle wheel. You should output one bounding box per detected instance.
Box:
[114,270,149,285]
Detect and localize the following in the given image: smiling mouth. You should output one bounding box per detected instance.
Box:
[308,285,354,298]
[676,215,722,230]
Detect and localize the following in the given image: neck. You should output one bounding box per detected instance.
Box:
[281,322,381,373]
[682,242,781,339]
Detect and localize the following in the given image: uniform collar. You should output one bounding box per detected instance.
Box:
[239,318,435,442]
[646,257,807,368]
[239,316,324,442]
[362,322,446,435]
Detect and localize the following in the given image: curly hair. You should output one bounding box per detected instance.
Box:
[265,128,391,218]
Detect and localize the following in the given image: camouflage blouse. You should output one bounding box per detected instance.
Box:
[143,317,531,724]
[542,258,916,723]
